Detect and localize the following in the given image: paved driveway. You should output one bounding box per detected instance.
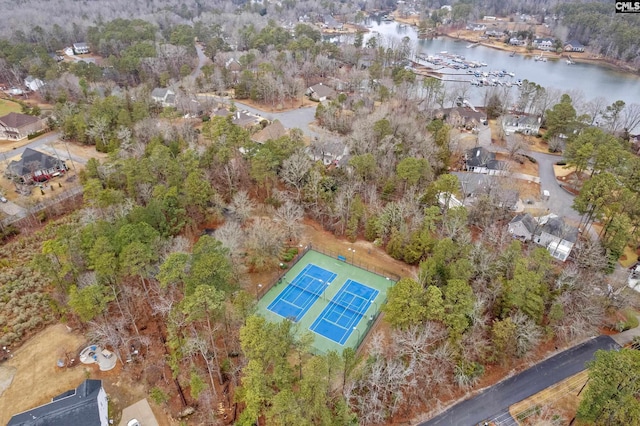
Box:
[418,335,619,426]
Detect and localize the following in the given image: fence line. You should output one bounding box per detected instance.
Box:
[257,243,396,354]
[308,242,401,282]
[256,244,312,300]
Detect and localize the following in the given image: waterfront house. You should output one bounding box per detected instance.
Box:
[502,114,541,136]
[564,40,585,52]
[532,37,555,51]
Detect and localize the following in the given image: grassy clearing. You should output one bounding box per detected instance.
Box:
[620,245,639,268]
[509,370,589,425]
[0,99,21,117]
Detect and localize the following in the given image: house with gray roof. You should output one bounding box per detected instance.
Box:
[151,88,176,107]
[564,40,585,52]
[252,120,287,144]
[72,42,90,54]
[508,213,578,261]
[306,83,337,102]
[6,147,66,183]
[464,147,507,175]
[24,76,45,91]
[502,114,541,135]
[7,379,108,426]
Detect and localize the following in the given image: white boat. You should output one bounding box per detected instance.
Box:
[507,71,515,77]
[566,59,574,65]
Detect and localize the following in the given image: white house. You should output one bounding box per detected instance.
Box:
[464,147,507,175]
[150,88,176,107]
[64,46,75,56]
[502,114,541,136]
[24,76,44,91]
[73,42,90,54]
[533,37,555,51]
[508,213,578,261]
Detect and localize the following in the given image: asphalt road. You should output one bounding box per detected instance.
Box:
[527,150,579,221]
[419,335,619,426]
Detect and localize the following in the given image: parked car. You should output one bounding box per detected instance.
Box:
[0,196,7,203]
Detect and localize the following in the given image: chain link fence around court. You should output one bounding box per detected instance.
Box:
[256,242,399,355]
[255,242,401,301]
[309,242,401,282]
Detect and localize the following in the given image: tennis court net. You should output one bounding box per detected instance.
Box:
[289,278,325,299]
[329,298,370,317]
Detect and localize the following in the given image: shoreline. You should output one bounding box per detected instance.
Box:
[440,32,639,75]
[390,8,639,77]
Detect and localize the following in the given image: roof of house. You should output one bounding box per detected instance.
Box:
[73,42,89,49]
[503,114,540,128]
[252,120,286,144]
[537,214,579,243]
[565,40,584,48]
[440,107,485,123]
[7,148,62,177]
[225,58,242,71]
[8,379,104,426]
[151,87,172,99]
[0,112,40,129]
[534,37,555,43]
[509,213,537,234]
[465,146,496,168]
[308,83,336,99]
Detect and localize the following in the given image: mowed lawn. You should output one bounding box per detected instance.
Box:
[0,99,21,116]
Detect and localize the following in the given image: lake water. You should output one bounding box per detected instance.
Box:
[358,20,640,111]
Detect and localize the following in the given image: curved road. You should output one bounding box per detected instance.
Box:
[419,335,619,426]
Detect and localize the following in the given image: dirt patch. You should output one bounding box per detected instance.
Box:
[250,218,417,297]
[0,323,175,426]
[553,164,574,179]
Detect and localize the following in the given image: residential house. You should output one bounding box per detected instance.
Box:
[464,146,507,175]
[212,107,261,128]
[508,213,578,261]
[7,379,108,426]
[225,58,242,83]
[323,15,343,30]
[454,172,520,211]
[485,29,505,38]
[49,52,64,62]
[306,83,337,102]
[0,112,46,140]
[150,88,176,107]
[64,46,75,56]
[6,148,67,183]
[251,120,287,144]
[564,40,585,52]
[502,114,541,135]
[508,213,538,241]
[437,107,486,130]
[24,76,45,91]
[72,42,90,54]
[466,23,486,31]
[532,37,555,51]
[509,37,526,46]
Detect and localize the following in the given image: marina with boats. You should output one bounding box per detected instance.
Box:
[411,51,521,87]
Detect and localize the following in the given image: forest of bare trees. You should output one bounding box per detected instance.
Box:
[0,0,639,425]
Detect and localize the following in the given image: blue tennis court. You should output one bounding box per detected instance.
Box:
[309,279,379,345]
[267,264,337,322]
